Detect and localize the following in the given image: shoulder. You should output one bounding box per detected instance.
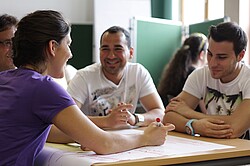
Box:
[185,66,210,85]
[37,76,74,104]
[38,75,65,91]
[77,63,101,76]
[126,63,152,79]
[14,70,70,99]
[237,63,250,84]
[242,63,250,74]
[65,64,77,80]
[78,63,100,72]
[126,62,148,72]
[190,65,209,76]
[69,63,101,85]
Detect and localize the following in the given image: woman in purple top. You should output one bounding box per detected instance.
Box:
[0,10,175,165]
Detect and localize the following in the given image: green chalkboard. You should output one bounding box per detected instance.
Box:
[135,18,182,86]
[189,17,230,36]
[68,24,93,69]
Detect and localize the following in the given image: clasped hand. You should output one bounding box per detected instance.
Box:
[165,97,192,117]
[192,118,233,138]
[165,97,233,138]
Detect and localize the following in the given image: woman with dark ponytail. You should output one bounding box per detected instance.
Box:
[158,33,208,113]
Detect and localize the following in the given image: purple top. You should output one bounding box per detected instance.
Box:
[0,68,75,165]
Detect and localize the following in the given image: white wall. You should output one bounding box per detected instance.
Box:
[93,0,151,62]
[1,0,151,63]
[225,0,250,64]
[0,0,93,24]
[239,0,250,64]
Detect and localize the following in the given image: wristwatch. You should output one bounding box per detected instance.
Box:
[133,113,144,126]
[185,119,196,136]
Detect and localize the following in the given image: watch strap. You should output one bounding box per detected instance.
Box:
[133,113,144,126]
[185,119,196,136]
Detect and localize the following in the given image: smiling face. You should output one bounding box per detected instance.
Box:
[0,26,16,72]
[99,31,133,84]
[47,33,73,78]
[207,38,244,83]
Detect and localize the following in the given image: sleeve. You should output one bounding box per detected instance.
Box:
[183,68,205,99]
[243,83,250,99]
[137,64,157,98]
[32,77,76,123]
[65,64,78,83]
[242,75,250,99]
[67,70,88,104]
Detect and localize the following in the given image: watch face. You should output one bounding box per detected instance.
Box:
[137,114,144,122]
[185,126,192,135]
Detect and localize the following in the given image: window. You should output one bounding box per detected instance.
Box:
[172,0,224,25]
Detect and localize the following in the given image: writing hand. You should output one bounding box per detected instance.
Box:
[143,122,175,146]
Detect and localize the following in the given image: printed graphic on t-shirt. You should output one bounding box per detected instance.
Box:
[204,87,242,115]
[89,85,136,116]
[204,86,250,140]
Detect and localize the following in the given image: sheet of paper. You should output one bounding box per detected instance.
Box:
[36,129,235,166]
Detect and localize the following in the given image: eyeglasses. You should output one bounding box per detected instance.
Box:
[0,39,12,48]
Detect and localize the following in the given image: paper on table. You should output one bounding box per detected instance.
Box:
[37,129,235,166]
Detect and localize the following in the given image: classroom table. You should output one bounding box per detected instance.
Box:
[35,130,250,166]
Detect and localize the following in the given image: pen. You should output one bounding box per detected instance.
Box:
[156,118,161,127]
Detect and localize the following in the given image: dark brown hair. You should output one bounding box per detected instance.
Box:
[0,14,18,32]
[13,10,71,69]
[158,33,207,106]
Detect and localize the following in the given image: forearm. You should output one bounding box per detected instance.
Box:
[163,111,188,133]
[179,106,207,119]
[200,114,248,138]
[47,125,74,143]
[53,105,174,155]
[91,123,175,155]
[141,108,164,126]
[88,116,109,128]
[94,132,146,154]
[139,92,165,126]
[165,95,206,120]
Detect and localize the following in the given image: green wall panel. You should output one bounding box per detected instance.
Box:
[151,0,172,19]
[136,19,182,86]
[68,24,93,69]
[189,17,230,36]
